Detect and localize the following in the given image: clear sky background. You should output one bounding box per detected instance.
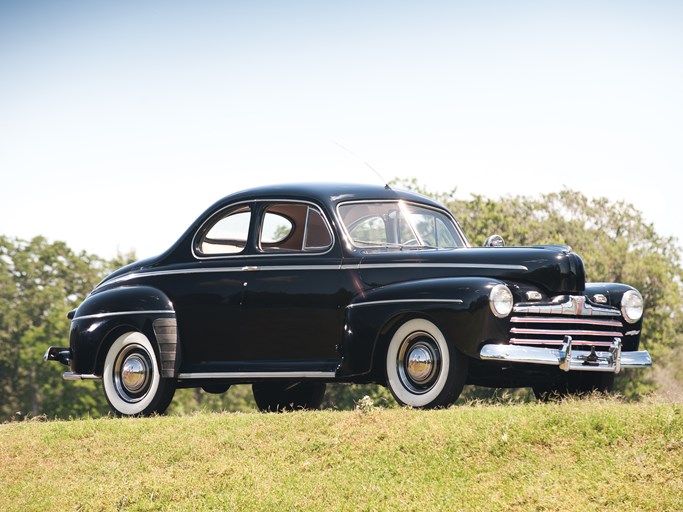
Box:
[1,1,681,259]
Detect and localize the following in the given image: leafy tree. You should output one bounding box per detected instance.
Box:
[0,237,131,420]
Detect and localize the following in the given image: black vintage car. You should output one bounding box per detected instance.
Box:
[45,183,651,415]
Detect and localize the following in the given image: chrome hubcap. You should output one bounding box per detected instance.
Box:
[113,344,152,403]
[121,355,148,392]
[406,343,436,384]
[397,332,442,394]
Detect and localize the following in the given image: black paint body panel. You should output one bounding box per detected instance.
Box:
[64,183,643,387]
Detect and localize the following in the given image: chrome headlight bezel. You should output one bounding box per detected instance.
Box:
[489,284,514,318]
[621,289,644,324]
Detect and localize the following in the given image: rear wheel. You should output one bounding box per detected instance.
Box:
[102,332,176,416]
[385,318,467,408]
[252,381,326,412]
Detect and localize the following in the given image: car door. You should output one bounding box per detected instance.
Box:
[239,201,343,371]
[170,202,252,368]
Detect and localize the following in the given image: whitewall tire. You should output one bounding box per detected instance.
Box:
[386,318,467,408]
[102,331,175,416]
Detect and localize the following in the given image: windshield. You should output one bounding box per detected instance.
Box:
[338,201,466,249]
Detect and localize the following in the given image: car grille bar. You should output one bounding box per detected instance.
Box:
[509,296,624,348]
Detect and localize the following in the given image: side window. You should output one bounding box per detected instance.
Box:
[259,203,333,253]
[409,213,458,248]
[303,208,333,251]
[198,205,251,255]
[349,216,387,245]
[261,212,293,244]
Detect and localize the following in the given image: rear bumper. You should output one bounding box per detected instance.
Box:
[44,346,100,380]
[479,337,651,373]
[63,372,100,380]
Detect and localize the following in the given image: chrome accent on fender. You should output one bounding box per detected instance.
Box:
[526,291,542,301]
[72,310,173,321]
[479,337,652,373]
[63,372,101,380]
[513,295,621,317]
[347,298,463,309]
[177,371,336,380]
[153,317,178,378]
[340,262,528,271]
[625,330,641,336]
[592,294,608,304]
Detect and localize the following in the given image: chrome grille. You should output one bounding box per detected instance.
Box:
[509,296,624,348]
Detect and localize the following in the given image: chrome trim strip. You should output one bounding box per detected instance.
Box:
[100,265,343,287]
[509,327,624,337]
[100,262,528,289]
[177,371,336,380]
[510,316,623,328]
[340,263,528,271]
[63,372,100,380]
[513,296,621,317]
[509,338,616,347]
[347,298,464,309]
[73,310,173,321]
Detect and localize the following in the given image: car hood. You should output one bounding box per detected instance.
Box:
[356,245,585,295]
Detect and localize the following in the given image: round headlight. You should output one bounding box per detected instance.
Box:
[621,290,644,324]
[490,284,513,318]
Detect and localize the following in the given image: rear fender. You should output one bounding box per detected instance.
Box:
[69,286,179,377]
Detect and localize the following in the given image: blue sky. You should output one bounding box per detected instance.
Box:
[1,1,681,258]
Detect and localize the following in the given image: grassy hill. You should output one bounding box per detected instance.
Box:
[1,398,682,511]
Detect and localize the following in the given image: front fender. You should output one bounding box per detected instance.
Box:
[339,277,509,378]
[69,286,179,377]
[585,282,644,350]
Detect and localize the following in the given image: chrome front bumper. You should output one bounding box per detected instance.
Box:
[479,337,651,373]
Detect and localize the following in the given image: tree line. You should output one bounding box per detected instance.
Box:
[1,186,681,420]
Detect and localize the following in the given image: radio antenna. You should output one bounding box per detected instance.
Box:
[333,141,391,189]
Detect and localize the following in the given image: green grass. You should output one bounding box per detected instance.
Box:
[1,398,682,511]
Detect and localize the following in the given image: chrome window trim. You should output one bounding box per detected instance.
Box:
[177,371,336,380]
[335,199,471,250]
[347,298,464,309]
[72,310,174,321]
[192,199,336,260]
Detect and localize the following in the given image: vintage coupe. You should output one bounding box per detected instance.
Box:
[45,183,651,415]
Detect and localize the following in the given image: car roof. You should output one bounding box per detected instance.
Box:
[215,182,445,210]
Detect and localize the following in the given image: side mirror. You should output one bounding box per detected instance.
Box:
[484,234,505,247]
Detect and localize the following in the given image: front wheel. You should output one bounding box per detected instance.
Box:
[385,318,468,408]
[102,332,176,416]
